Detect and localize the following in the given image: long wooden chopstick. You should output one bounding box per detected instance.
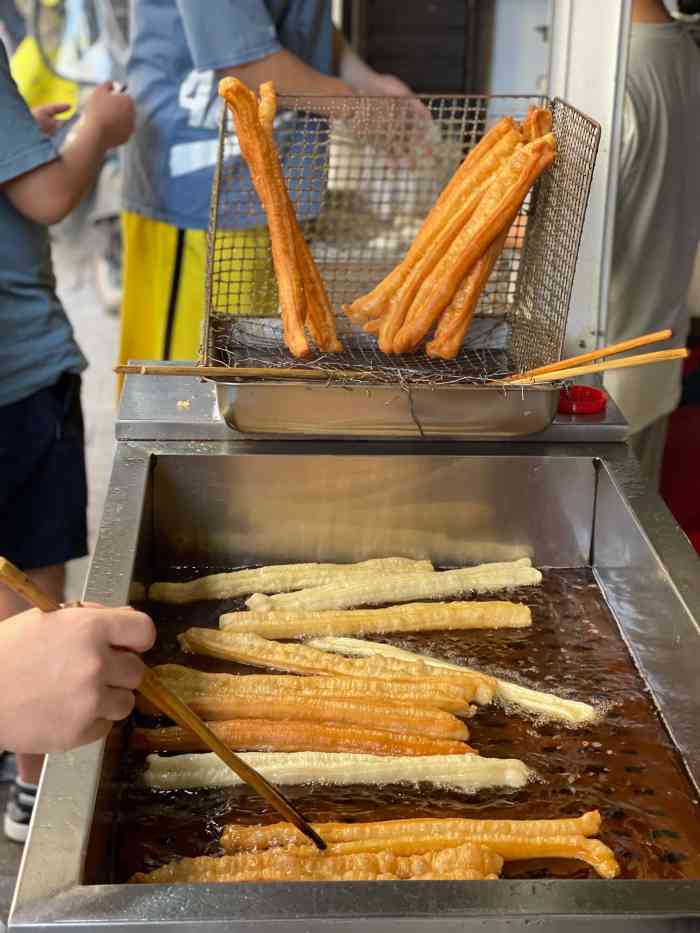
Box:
[501,329,673,383]
[114,364,373,382]
[506,348,688,385]
[0,558,325,851]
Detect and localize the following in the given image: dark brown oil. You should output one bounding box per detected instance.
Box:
[112,567,700,882]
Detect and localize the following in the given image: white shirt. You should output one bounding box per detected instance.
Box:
[604,22,700,433]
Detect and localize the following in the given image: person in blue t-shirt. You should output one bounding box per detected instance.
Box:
[119,0,416,376]
[0,43,134,842]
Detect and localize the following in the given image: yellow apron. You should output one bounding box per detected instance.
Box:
[119,212,276,385]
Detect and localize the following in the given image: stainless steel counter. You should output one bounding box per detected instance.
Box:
[116,371,629,443]
[10,375,700,932]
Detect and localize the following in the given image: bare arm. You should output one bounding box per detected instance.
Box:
[220,47,353,97]
[1,83,134,226]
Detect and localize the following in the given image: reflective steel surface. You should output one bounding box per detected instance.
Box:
[10,379,700,931]
[117,370,628,443]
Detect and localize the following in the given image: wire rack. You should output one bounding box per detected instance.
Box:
[202,94,600,385]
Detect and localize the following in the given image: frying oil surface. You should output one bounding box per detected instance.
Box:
[112,568,700,882]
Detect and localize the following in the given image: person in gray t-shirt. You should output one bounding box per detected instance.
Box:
[604,0,700,486]
[0,46,134,841]
[119,0,417,371]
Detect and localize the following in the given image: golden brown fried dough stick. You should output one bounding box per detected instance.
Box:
[258,82,342,352]
[138,665,476,716]
[219,599,531,638]
[375,132,523,350]
[178,630,497,704]
[132,718,475,756]
[131,842,503,884]
[219,77,309,358]
[522,105,553,142]
[426,227,509,359]
[345,117,522,326]
[155,694,469,739]
[221,812,603,852]
[394,137,556,353]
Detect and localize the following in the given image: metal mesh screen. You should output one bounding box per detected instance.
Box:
[202,94,599,385]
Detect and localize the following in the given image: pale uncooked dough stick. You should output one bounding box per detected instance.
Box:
[131,841,503,883]
[309,637,599,725]
[219,600,531,638]
[143,750,532,793]
[139,664,475,716]
[149,557,433,604]
[246,558,542,613]
[178,630,497,704]
[221,810,603,852]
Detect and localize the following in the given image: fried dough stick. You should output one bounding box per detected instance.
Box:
[310,637,599,725]
[394,136,556,353]
[178,630,497,704]
[131,842,503,884]
[219,78,309,358]
[132,718,474,756]
[313,835,618,879]
[219,824,618,880]
[221,811,603,851]
[149,557,433,604]
[219,599,531,638]
[245,558,542,613]
[258,82,342,352]
[139,693,469,740]
[426,108,553,358]
[373,131,523,348]
[142,750,532,792]
[426,228,509,359]
[345,117,521,326]
[216,811,619,880]
[138,664,475,717]
[522,105,553,142]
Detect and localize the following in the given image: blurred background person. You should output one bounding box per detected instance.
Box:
[118,0,417,380]
[604,0,700,485]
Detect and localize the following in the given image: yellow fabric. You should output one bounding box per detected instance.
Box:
[10,36,78,112]
[119,213,277,391]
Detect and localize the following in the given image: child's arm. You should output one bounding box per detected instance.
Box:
[0,605,155,753]
[1,82,134,226]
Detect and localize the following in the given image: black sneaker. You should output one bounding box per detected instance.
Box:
[3,777,38,843]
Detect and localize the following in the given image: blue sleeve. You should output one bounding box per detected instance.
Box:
[0,45,56,185]
[175,0,283,72]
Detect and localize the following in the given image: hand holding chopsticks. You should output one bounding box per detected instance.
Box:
[0,558,326,851]
[499,330,688,385]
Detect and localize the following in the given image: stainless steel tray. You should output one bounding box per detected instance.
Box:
[215,381,560,438]
[10,441,700,932]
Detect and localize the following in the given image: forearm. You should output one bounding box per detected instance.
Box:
[55,116,109,209]
[333,27,376,90]
[2,117,107,226]
[219,47,353,97]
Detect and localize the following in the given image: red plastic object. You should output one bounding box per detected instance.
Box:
[558,385,607,415]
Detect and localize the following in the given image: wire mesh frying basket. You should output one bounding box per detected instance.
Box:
[202,94,600,385]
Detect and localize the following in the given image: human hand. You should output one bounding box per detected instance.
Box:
[355,72,414,98]
[83,81,135,149]
[0,605,155,754]
[32,102,72,135]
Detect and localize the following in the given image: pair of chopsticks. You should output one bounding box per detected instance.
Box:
[0,558,325,851]
[499,329,687,385]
